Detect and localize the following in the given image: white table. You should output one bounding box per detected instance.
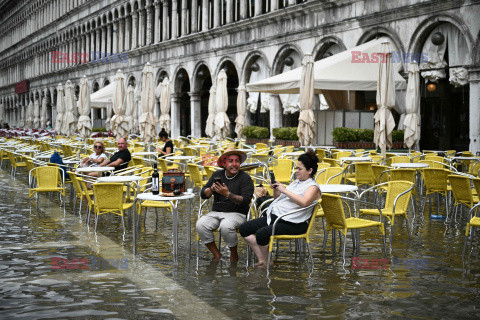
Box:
[63,159,81,165]
[97,175,143,183]
[391,163,429,168]
[35,154,54,160]
[340,156,372,164]
[166,155,197,161]
[133,192,195,264]
[319,184,358,194]
[76,166,115,176]
[133,152,158,156]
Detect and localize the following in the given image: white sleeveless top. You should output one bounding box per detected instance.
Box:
[88,152,107,167]
[266,178,320,224]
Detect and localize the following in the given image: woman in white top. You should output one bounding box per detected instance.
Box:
[81,139,107,168]
[239,150,321,267]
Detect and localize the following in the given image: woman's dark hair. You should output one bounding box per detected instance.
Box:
[298,150,319,177]
[159,128,168,139]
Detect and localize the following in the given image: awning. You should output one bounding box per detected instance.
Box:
[90,83,114,108]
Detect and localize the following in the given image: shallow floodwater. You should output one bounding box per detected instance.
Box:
[0,168,479,319]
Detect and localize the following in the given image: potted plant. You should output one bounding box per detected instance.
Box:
[272,127,301,147]
[243,126,270,145]
[332,127,406,150]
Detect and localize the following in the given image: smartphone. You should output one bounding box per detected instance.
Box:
[213,177,222,185]
[270,172,276,184]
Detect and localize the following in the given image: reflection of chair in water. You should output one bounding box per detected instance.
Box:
[321,194,386,266]
[464,202,480,257]
[448,174,479,222]
[421,168,451,217]
[266,202,320,271]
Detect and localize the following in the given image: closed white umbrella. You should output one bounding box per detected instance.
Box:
[64,80,77,136]
[159,78,171,134]
[297,54,315,146]
[55,83,65,134]
[125,85,136,136]
[374,42,396,156]
[403,63,420,150]
[111,70,129,138]
[26,101,34,128]
[33,99,40,129]
[205,86,216,138]
[235,83,246,138]
[214,70,230,140]
[77,76,92,140]
[139,63,158,145]
[40,97,48,128]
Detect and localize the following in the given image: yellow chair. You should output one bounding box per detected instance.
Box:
[266,202,320,270]
[315,167,344,185]
[316,149,326,161]
[68,171,94,216]
[371,165,390,184]
[318,162,331,171]
[346,162,375,188]
[92,183,133,233]
[271,158,294,184]
[448,174,479,221]
[7,151,27,177]
[387,155,410,167]
[360,181,414,242]
[321,194,386,265]
[323,158,340,167]
[464,202,480,256]
[421,168,451,218]
[28,166,66,206]
[332,151,352,160]
[188,163,207,190]
[369,155,384,164]
[255,143,268,152]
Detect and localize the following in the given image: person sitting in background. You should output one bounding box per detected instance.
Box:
[81,139,107,168]
[156,128,173,156]
[239,150,321,268]
[99,137,131,171]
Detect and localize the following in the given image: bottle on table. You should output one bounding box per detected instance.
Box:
[152,163,160,195]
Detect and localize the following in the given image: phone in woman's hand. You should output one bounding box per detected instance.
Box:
[270,172,277,188]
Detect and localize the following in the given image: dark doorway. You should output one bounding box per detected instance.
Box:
[420,78,469,151]
[178,73,191,137]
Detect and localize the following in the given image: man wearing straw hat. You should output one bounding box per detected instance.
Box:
[197,148,254,262]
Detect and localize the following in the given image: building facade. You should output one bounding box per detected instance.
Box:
[0,0,479,152]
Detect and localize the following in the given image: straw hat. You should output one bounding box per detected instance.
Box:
[217,147,247,168]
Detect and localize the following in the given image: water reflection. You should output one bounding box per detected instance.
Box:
[0,168,479,319]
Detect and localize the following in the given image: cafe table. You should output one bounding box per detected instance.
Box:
[133,192,195,264]
[76,166,115,176]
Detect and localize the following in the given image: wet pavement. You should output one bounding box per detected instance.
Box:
[1,168,480,319]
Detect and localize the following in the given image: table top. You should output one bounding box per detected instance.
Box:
[136,192,195,201]
[450,156,480,160]
[340,157,372,162]
[35,154,54,160]
[76,166,115,172]
[63,159,81,164]
[392,163,429,168]
[284,152,303,156]
[319,184,358,193]
[304,146,335,150]
[133,152,158,156]
[16,149,39,153]
[97,175,143,183]
[166,155,197,160]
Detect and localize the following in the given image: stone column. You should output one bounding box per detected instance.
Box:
[271,0,278,11]
[85,33,91,62]
[213,0,220,28]
[171,94,180,138]
[181,0,188,36]
[139,10,145,47]
[95,28,101,60]
[269,94,283,138]
[118,19,125,52]
[171,0,178,39]
[80,35,85,64]
[202,0,208,30]
[191,0,198,32]
[146,6,153,45]
[132,11,138,49]
[106,23,112,54]
[189,92,201,137]
[162,0,169,40]
[154,1,160,43]
[125,16,131,50]
[255,0,262,16]
[287,0,296,6]
[226,0,233,23]
[469,72,480,154]
[240,0,247,19]
[112,20,118,54]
